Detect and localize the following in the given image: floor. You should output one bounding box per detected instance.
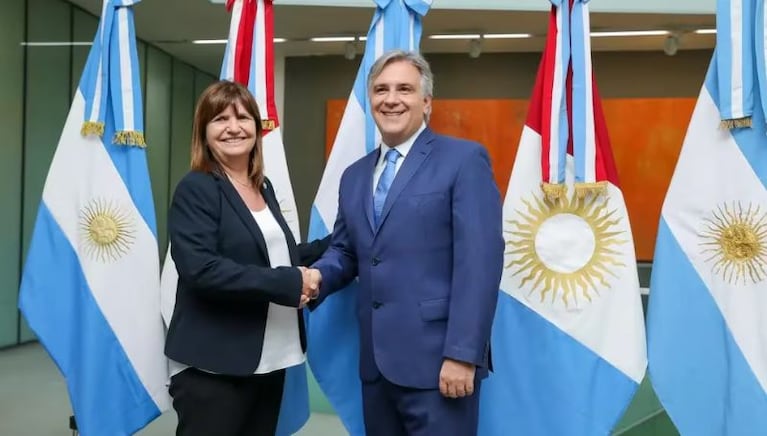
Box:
[0,342,346,436]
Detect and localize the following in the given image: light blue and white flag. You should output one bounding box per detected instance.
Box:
[158,1,306,434]
[647,2,767,434]
[306,0,431,434]
[18,1,170,435]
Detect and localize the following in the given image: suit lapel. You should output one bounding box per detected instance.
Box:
[362,150,379,233]
[217,175,270,261]
[377,128,435,230]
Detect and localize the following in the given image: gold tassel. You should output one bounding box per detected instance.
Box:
[262,119,276,131]
[81,121,105,137]
[540,182,566,202]
[113,130,146,148]
[574,181,608,199]
[720,117,752,130]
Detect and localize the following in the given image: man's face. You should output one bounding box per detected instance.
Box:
[369,60,432,146]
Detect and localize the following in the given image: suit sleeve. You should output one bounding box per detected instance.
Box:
[310,170,359,307]
[443,146,504,366]
[169,173,303,307]
[297,236,331,266]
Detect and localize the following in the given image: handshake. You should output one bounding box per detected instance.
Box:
[298,266,322,308]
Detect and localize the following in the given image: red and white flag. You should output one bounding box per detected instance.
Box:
[479,2,646,434]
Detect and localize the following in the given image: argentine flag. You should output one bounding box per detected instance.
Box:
[647,1,767,434]
[479,2,647,435]
[159,1,307,434]
[18,1,170,435]
[306,0,431,434]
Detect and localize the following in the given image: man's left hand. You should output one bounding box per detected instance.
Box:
[439,358,476,398]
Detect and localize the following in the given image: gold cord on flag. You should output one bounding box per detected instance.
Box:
[262,119,276,131]
[574,181,608,199]
[81,121,105,137]
[719,117,753,130]
[541,182,567,202]
[113,131,146,148]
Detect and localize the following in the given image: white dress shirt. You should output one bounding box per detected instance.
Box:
[372,122,427,192]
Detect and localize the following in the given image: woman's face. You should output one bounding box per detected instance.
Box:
[205,101,257,166]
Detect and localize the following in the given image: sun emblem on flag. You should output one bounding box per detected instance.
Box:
[699,202,767,285]
[504,191,627,306]
[80,199,135,262]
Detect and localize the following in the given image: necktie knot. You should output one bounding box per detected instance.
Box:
[374,149,401,227]
[385,148,400,164]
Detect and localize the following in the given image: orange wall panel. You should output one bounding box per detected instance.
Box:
[602,98,695,261]
[325,98,695,261]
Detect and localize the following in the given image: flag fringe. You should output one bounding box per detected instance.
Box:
[262,119,276,131]
[574,181,608,199]
[720,117,752,130]
[113,130,146,148]
[81,121,105,137]
[541,182,567,202]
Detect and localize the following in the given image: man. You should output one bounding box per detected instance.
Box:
[310,49,504,436]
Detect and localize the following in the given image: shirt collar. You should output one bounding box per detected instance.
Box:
[378,122,426,164]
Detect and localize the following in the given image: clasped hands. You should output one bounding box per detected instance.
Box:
[298,266,322,308]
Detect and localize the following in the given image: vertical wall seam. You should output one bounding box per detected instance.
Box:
[16,0,30,346]
[166,59,175,209]
[68,3,74,100]
[142,43,148,129]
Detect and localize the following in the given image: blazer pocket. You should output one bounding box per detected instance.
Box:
[418,298,449,321]
[407,192,446,207]
[407,192,450,226]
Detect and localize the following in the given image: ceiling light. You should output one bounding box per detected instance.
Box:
[591,30,670,37]
[311,36,356,42]
[429,34,481,40]
[192,38,285,44]
[192,39,228,44]
[694,29,717,34]
[20,41,92,46]
[483,33,532,39]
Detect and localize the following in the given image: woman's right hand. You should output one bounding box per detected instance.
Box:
[298,267,321,308]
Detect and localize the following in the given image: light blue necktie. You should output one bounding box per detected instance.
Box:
[374,148,401,226]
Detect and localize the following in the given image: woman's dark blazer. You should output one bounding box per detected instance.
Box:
[164,170,328,376]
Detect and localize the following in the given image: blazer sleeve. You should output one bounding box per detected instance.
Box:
[169,172,303,307]
[297,236,331,266]
[443,145,505,366]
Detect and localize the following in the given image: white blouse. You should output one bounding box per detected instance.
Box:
[250,207,305,374]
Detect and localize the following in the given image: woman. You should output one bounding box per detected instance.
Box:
[165,80,327,436]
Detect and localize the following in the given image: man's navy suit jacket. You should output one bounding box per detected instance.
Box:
[314,128,504,389]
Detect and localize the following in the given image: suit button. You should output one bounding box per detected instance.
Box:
[372,301,382,309]
[372,257,381,266]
